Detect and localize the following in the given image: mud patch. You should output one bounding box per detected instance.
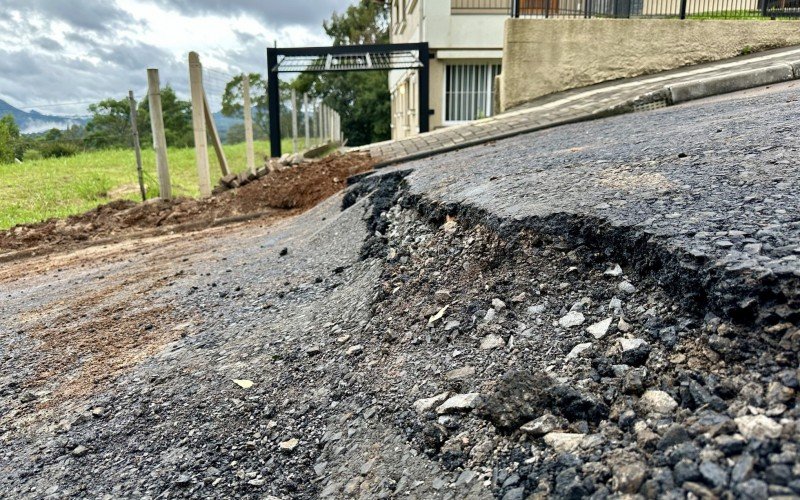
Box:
[0,152,374,255]
[2,257,189,436]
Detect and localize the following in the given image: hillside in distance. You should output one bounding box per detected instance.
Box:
[0,99,88,134]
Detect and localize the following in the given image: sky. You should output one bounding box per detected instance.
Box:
[0,0,354,115]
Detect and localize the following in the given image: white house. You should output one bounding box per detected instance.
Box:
[389,0,507,140]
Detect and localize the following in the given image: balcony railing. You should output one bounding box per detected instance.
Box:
[509,0,800,17]
[452,0,513,14]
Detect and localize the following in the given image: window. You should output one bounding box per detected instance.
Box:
[445,63,502,122]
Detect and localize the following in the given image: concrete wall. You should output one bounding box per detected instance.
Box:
[501,19,800,111]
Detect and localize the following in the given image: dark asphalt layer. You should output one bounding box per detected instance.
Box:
[399,81,800,325]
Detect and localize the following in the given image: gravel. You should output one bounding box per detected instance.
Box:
[1,84,799,498]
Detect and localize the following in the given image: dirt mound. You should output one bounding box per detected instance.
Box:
[0,152,374,255]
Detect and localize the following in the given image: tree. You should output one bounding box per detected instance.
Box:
[84,98,132,149]
[221,73,268,135]
[137,86,194,148]
[63,86,194,152]
[220,74,294,140]
[324,0,389,45]
[0,114,21,164]
[293,0,391,146]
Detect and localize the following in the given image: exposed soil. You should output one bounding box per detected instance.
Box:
[2,85,799,499]
[2,178,797,499]
[0,152,374,256]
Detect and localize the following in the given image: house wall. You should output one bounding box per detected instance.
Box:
[389,0,506,139]
[501,19,800,111]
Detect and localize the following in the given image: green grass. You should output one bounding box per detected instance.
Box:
[0,139,309,230]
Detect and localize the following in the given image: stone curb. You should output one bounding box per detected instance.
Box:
[371,60,800,170]
[371,114,598,169]
[666,62,798,105]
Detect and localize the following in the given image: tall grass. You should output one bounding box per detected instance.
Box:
[0,139,306,230]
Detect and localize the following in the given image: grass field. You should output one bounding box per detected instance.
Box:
[0,139,307,230]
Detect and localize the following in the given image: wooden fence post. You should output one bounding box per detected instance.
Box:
[242,75,256,175]
[147,69,172,200]
[291,88,298,154]
[128,90,146,201]
[188,52,211,197]
[303,93,310,151]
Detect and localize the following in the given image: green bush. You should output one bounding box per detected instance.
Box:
[41,142,79,158]
[0,114,21,164]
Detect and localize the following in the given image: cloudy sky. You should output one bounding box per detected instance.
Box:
[0,0,354,115]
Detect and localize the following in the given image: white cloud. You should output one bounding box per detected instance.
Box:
[0,0,353,116]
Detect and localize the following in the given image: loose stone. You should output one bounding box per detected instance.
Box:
[445,366,475,380]
[559,311,585,328]
[638,390,678,414]
[279,438,299,452]
[436,393,481,414]
[543,432,585,453]
[565,342,592,361]
[480,334,505,350]
[734,415,782,440]
[520,414,565,436]
[414,392,450,413]
[587,317,612,339]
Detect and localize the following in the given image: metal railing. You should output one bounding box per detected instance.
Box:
[510,0,800,18]
[452,0,512,12]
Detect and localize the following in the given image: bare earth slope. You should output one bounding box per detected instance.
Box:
[0,152,374,257]
[0,84,799,499]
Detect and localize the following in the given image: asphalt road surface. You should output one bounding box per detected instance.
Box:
[1,81,798,499]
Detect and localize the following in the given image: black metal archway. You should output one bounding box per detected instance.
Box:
[266,42,430,157]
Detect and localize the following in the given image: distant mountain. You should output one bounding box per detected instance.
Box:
[1,98,244,139]
[0,99,88,134]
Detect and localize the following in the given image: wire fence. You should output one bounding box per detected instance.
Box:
[286,90,343,154]
[509,0,800,17]
[7,52,347,202]
[200,66,343,155]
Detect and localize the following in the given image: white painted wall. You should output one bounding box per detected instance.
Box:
[388,0,507,139]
